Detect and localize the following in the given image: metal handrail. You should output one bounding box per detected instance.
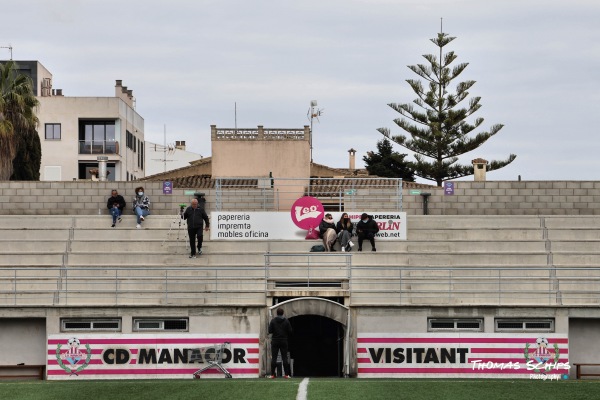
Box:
[1,265,599,307]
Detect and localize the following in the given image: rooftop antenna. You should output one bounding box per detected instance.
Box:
[151,124,175,172]
[307,100,324,162]
[234,102,237,131]
[1,45,13,60]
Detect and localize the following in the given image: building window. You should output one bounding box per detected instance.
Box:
[45,123,61,140]
[78,120,116,154]
[140,142,144,170]
[133,318,188,332]
[495,319,554,332]
[428,318,483,332]
[61,318,121,332]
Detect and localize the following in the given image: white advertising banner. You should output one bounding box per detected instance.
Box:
[210,211,407,241]
[47,334,259,380]
[357,333,570,379]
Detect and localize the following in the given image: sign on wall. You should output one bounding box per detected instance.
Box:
[357,333,569,379]
[210,212,407,241]
[47,334,259,380]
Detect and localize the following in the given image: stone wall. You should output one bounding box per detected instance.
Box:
[401,181,600,215]
[1,180,600,215]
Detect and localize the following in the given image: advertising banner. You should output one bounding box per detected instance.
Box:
[211,211,407,241]
[357,333,569,379]
[47,334,259,380]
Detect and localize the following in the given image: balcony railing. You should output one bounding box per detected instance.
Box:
[79,140,118,154]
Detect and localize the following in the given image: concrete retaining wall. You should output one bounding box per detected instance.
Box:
[2,180,600,215]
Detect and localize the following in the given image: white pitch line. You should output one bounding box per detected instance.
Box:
[296,377,309,400]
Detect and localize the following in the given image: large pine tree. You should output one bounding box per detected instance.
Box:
[378,32,516,186]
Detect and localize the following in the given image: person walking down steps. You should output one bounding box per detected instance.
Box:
[183,198,210,258]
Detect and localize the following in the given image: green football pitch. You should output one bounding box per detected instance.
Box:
[1,378,599,400]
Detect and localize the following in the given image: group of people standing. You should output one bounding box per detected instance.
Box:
[106,186,151,229]
[318,212,380,252]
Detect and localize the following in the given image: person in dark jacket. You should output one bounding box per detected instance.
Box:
[318,213,338,252]
[336,213,354,252]
[356,213,379,252]
[183,198,210,258]
[107,189,126,228]
[268,308,292,378]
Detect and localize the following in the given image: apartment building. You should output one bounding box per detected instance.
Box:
[5,60,145,181]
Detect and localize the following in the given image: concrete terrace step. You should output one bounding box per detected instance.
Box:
[543,216,600,229]
[0,230,70,241]
[547,230,600,240]
[408,229,544,241]
[0,241,68,252]
[408,215,544,229]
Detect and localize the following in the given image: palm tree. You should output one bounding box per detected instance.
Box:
[0,60,39,180]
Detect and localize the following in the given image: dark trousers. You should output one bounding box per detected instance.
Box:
[358,232,376,250]
[271,339,290,377]
[188,227,204,255]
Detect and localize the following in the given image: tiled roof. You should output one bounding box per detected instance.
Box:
[145,174,436,190]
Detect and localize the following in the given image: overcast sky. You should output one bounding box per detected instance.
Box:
[2,0,599,183]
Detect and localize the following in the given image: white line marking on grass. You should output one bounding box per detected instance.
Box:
[296,377,309,400]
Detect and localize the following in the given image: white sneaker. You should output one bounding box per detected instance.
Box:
[341,247,346,252]
[136,224,141,229]
[140,216,145,222]
[348,241,354,248]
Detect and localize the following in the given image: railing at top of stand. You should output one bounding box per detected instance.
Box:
[213,177,403,212]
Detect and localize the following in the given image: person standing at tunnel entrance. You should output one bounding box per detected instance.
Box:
[268,308,292,378]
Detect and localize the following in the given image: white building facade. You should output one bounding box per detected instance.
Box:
[145,140,203,177]
[10,61,146,181]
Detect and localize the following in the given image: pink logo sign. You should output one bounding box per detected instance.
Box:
[290,196,324,230]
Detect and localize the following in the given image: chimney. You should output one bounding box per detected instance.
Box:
[472,158,488,181]
[55,89,63,96]
[127,89,133,99]
[175,141,186,151]
[97,156,109,182]
[348,148,357,170]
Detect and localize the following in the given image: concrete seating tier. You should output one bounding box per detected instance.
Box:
[0,215,599,307]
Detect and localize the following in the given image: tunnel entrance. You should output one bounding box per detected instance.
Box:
[288,314,344,377]
[269,297,349,378]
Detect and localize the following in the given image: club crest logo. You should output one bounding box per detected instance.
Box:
[56,337,92,376]
[524,337,560,373]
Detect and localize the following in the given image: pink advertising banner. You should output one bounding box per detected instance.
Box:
[47,334,260,380]
[357,333,570,379]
